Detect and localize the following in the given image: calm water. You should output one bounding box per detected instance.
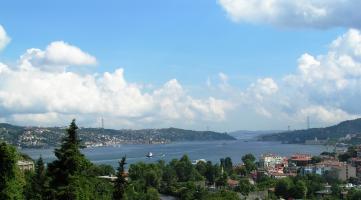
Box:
[21,140,330,168]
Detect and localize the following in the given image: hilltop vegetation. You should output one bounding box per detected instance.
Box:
[0,123,235,148]
[260,118,361,144]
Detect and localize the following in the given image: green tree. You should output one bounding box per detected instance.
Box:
[174,155,195,182]
[348,189,361,200]
[0,142,25,200]
[220,157,233,175]
[113,156,127,200]
[28,157,49,200]
[236,179,255,196]
[290,180,307,199]
[274,178,293,199]
[242,154,256,173]
[215,172,227,188]
[47,119,92,199]
[195,161,207,176]
[311,156,322,164]
[204,161,216,185]
[242,154,256,163]
[144,187,159,200]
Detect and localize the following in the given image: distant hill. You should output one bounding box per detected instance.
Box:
[260,118,361,144]
[229,130,283,140]
[0,123,236,148]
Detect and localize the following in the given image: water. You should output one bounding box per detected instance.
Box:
[20,140,329,168]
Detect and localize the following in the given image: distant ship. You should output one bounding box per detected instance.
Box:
[146,152,153,158]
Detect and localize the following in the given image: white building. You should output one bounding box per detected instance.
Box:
[259,154,288,169]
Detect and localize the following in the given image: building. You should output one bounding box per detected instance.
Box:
[17,160,34,171]
[290,154,311,166]
[259,154,288,169]
[336,163,356,181]
[300,160,356,181]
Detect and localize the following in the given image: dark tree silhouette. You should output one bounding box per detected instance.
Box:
[113,156,127,200]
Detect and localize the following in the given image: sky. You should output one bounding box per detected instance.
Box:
[1,0,361,131]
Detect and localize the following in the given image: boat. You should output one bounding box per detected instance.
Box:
[146,152,153,158]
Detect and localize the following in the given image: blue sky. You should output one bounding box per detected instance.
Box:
[1,0,344,83]
[1,0,361,131]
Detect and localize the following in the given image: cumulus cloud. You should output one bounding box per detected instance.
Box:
[218,0,361,28]
[2,25,361,130]
[237,29,361,126]
[0,25,11,51]
[19,41,97,72]
[0,44,232,128]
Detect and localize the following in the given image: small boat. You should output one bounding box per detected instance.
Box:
[146,152,153,158]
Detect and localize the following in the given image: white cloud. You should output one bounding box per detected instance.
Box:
[218,0,361,28]
[0,43,232,128]
[3,27,361,130]
[218,72,228,83]
[19,41,96,72]
[0,25,11,51]
[242,29,361,125]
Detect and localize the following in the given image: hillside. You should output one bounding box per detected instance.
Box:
[0,123,235,148]
[260,118,361,144]
[229,130,283,140]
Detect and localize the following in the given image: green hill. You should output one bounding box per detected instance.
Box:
[260,118,361,144]
[0,123,235,148]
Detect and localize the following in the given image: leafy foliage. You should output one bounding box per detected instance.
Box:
[0,142,25,199]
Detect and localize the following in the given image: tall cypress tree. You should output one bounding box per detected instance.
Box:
[113,156,127,200]
[47,119,91,199]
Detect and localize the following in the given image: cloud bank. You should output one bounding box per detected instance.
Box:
[218,0,361,28]
[0,36,231,128]
[236,29,361,126]
[1,24,361,130]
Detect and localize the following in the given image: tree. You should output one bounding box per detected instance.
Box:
[195,160,207,176]
[204,161,216,185]
[236,179,255,196]
[0,142,25,200]
[290,180,307,199]
[202,190,240,200]
[242,154,256,174]
[274,178,293,199]
[28,157,49,200]
[311,156,322,164]
[175,155,194,182]
[215,172,227,188]
[242,154,256,163]
[144,187,159,200]
[348,189,361,200]
[47,119,92,199]
[220,157,233,175]
[113,156,127,200]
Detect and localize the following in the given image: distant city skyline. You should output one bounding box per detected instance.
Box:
[1,0,361,131]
